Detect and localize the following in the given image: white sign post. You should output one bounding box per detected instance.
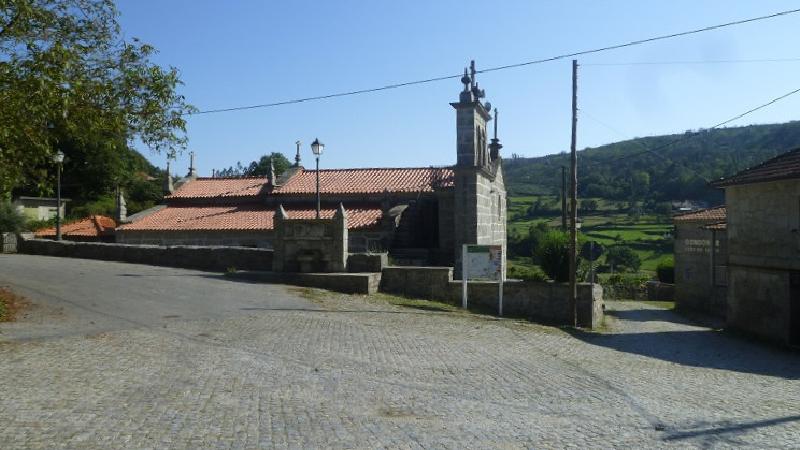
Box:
[461,244,504,316]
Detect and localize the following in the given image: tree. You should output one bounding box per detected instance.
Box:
[215,153,292,178]
[0,0,194,197]
[605,245,641,272]
[0,200,25,232]
[245,153,291,177]
[579,199,599,213]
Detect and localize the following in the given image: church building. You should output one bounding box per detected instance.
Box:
[117,62,506,268]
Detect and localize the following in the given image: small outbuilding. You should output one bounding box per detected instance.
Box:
[13,196,70,221]
[672,206,727,317]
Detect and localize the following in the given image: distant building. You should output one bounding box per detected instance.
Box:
[711,148,800,346]
[672,206,727,317]
[34,215,117,242]
[13,196,70,221]
[117,62,507,271]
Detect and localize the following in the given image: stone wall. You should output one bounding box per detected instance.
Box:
[725,179,800,345]
[726,180,800,271]
[19,237,273,272]
[1,232,17,253]
[117,229,274,249]
[347,253,387,273]
[674,223,727,316]
[453,167,507,278]
[380,266,603,328]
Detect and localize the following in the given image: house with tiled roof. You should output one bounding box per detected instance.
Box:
[672,206,728,317]
[710,147,800,346]
[117,64,507,269]
[35,215,117,242]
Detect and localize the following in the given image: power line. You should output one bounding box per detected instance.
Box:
[187,8,800,115]
[583,57,800,66]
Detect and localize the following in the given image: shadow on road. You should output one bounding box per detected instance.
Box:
[571,326,800,379]
[605,308,700,326]
[662,414,800,446]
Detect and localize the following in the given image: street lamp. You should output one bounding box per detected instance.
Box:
[53,150,65,241]
[310,138,324,219]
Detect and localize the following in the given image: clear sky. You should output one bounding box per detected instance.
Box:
[116,1,800,176]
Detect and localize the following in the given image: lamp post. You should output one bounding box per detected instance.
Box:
[53,150,65,241]
[310,138,324,219]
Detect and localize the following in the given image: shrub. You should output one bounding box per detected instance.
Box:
[605,245,641,272]
[0,201,26,233]
[656,258,675,284]
[25,218,56,232]
[535,230,571,282]
[507,265,548,282]
[601,273,651,300]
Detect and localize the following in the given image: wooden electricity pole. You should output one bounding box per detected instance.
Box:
[561,166,567,230]
[569,59,578,328]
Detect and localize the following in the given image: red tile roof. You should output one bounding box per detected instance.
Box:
[274,167,454,195]
[712,148,800,187]
[166,177,267,199]
[673,206,726,223]
[166,167,454,200]
[35,215,117,238]
[117,205,383,232]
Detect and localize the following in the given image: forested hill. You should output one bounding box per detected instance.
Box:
[503,121,800,203]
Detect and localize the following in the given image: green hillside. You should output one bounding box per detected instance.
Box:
[504,121,800,203]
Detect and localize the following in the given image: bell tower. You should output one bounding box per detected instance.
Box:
[450,61,506,277]
[451,60,492,169]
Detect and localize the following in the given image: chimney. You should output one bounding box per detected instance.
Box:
[187,151,198,178]
[163,160,174,194]
[267,156,276,187]
[295,140,302,167]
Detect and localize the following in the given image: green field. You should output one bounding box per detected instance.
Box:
[507,195,673,274]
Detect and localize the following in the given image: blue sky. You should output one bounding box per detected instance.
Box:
[117,1,800,176]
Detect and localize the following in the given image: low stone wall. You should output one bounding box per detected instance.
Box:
[646,281,675,301]
[19,238,273,272]
[226,271,381,295]
[347,253,388,273]
[380,266,603,328]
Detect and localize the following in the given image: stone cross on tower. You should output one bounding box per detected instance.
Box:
[489,108,502,161]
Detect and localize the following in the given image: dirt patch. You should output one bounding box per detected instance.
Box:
[0,286,29,322]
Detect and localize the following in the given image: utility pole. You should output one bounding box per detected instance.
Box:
[561,166,567,230]
[569,59,579,328]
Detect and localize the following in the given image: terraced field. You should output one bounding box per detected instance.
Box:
[508,195,673,273]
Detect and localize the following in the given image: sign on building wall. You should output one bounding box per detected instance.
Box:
[461,244,504,315]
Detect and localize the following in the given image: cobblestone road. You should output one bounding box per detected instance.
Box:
[1,256,799,449]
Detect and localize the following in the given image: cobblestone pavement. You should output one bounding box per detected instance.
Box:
[1,258,799,448]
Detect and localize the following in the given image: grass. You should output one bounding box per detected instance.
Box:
[643,300,675,310]
[370,293,459,313]
[0,287,26,322]
[288,287,332,302]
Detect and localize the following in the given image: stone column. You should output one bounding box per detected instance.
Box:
[272,204,288,272]
[332,203,348,272]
